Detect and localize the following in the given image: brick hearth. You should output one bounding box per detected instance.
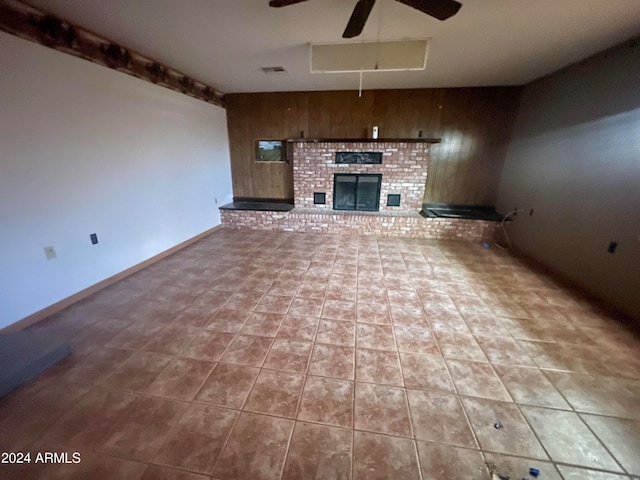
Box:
[221,140,499,242]
[221,209,498,242]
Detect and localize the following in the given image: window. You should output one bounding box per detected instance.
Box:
[333,174,382,211]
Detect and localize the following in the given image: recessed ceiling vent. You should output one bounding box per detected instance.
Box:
[261,66,287,74]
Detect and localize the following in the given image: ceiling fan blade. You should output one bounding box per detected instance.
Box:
[269,0,309,7]
[342,0,376,39]
[395,0,462,20]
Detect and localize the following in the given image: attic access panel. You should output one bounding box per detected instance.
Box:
[310,39,429,73]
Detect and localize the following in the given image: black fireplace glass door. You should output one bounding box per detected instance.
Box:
[334,175,357,210]
[333,174,381,211]
[357,176,381,210]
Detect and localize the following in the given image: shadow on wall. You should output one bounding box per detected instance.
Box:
[496,38,640,321]
[511,38,640,137]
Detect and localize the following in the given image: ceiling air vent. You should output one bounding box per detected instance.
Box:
[261,66,287,74]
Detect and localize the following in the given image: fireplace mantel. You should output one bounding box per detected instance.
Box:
[286,138,441,144]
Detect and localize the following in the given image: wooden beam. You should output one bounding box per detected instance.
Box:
[0,0,225,107]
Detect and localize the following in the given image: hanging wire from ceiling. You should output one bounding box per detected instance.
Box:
[375,0,384,70]
[358,7,366,98]
[357,0,386,97]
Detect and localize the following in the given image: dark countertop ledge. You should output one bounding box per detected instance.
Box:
[219,202,295,212]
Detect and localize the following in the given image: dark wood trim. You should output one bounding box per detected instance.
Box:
[286,138,441,144]
[0,0,225,107]
[1,225,223,333]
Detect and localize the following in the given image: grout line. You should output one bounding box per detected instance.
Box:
[575,411,629,475]
[209,402,244,477]
[9,231,640,480]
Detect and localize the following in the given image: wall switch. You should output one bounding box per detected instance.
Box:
[90,233,98,245]
[215,197,218,204]
[44,246,56,260]
[529,209,534,216]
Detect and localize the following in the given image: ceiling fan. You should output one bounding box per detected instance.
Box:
[269,0,462,38]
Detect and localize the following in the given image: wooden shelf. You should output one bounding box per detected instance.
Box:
[285,138,441,144]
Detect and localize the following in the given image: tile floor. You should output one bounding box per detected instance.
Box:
[1,229,640,480]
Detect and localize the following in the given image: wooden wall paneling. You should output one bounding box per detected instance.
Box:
[253,93,282,198]
[425,89,459,203]
[281,92,307,199]
[225,88,521,204]
[226,95,250,197]
[451,89,481,204]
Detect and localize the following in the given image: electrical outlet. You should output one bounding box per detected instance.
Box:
[90,233,98,245]
[607,241,618,254]
[513,208,519,216]
[529,209,534,216]
[215,197,218,204]
[44,246,56,260]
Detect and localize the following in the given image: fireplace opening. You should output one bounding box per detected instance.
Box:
[333,174,382,211]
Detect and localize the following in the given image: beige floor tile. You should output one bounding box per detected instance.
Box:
[282,422,352,480]
[520,405,620,470]
[154,403,237,473]
[1,231,637,480]
[417,442,487,480]
[195,363,258,408]
[298,376,354,428]
[214,412,294,480]
[400,353,455,393]
[446,359,512,401]
[309,343,355,380]
[356,348,404,386]
[493,364,570,409]
[581,414,640,475]
[353,431,420,480]
[462,397,547,459]
[354,382,412,436]
[244,369,305,418]
[407,390,477,448]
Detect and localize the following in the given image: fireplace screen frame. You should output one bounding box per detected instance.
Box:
[333,173,382,212]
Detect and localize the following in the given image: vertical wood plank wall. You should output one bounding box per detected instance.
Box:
[225,88,522,205]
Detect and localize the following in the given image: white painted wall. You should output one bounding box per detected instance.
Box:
[497,39,640,320]
[0,32,233,329]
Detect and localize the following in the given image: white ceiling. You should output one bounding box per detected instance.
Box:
[25,0,640,93]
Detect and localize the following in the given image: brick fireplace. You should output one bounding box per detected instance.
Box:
[220,139,499,242]
[293,141,429,212]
